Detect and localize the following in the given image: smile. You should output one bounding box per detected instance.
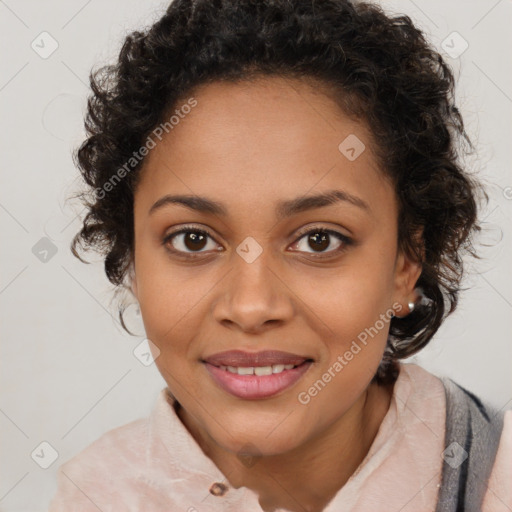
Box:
[218,364,298,375]
[202,350,314,400]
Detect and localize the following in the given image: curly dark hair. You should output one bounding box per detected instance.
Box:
[71,0,484,384]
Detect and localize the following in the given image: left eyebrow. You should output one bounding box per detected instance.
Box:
[148,189,370,218]
[275,189,370,220]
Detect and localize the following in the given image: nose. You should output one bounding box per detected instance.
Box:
[212,248,295,334]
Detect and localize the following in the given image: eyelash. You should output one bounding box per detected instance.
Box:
[162,224,353,260]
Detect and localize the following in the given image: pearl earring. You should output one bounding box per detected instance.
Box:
[408,301,415,313]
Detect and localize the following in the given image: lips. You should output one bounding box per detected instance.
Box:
[203,350,310,368]
[202,350,314,400]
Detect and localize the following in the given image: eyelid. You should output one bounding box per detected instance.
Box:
[162,224,221,252]
[293,223,351,241]
[163,224,214,241]
[290,225,353,257]
[162,223,353,257]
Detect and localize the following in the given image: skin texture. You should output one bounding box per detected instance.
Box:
[131,76,422,511]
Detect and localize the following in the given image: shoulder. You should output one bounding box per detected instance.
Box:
[440,375,506,443]
[483,409,512,511]
[48,416,150,511]
[66,415,149,468]
[394,362,447,409]
[430,371,510,511]
[397,363,504,429]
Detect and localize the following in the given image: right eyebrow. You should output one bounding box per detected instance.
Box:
[149,194,227,216]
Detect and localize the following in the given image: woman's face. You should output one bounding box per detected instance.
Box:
[132,77,420,456]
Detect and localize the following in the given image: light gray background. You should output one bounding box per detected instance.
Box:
[0,0,511,510]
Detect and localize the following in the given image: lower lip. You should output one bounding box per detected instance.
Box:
[204,361,313,400]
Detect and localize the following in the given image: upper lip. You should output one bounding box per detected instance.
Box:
[203,350,312,367]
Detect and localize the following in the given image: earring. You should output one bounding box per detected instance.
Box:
[408,301,415,313]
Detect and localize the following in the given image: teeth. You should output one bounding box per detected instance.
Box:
[220,363,299,375]
[254,366,273,376]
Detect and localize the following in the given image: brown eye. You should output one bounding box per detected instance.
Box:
[183,231,208,251]
[307,232,330,252]
[292,228,352,256]
[163,228,220,255]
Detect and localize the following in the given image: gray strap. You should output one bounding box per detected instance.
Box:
[435,378,505,512]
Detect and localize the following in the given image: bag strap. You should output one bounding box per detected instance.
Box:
[435,378,505,512]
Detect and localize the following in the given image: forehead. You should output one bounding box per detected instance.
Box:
[135,76,395,220]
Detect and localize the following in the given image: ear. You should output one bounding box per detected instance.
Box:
[392,248,422,315]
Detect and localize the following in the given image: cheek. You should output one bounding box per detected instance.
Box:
[134,252,205,354]
[289,259,395,409]
[294,258,396,341]
[139,286,201,352]
[294,273,394,421]
[136,267,206,399]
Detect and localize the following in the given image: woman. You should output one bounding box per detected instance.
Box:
[49,0,511,510]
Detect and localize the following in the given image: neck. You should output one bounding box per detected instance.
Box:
[178,380,394,512]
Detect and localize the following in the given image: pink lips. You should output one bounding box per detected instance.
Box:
[204,350,309,367]
[203,350,313,400]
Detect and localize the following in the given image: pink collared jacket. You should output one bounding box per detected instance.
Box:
[48,363,512,511]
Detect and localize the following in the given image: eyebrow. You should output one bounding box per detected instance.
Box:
[149,189,369,219]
